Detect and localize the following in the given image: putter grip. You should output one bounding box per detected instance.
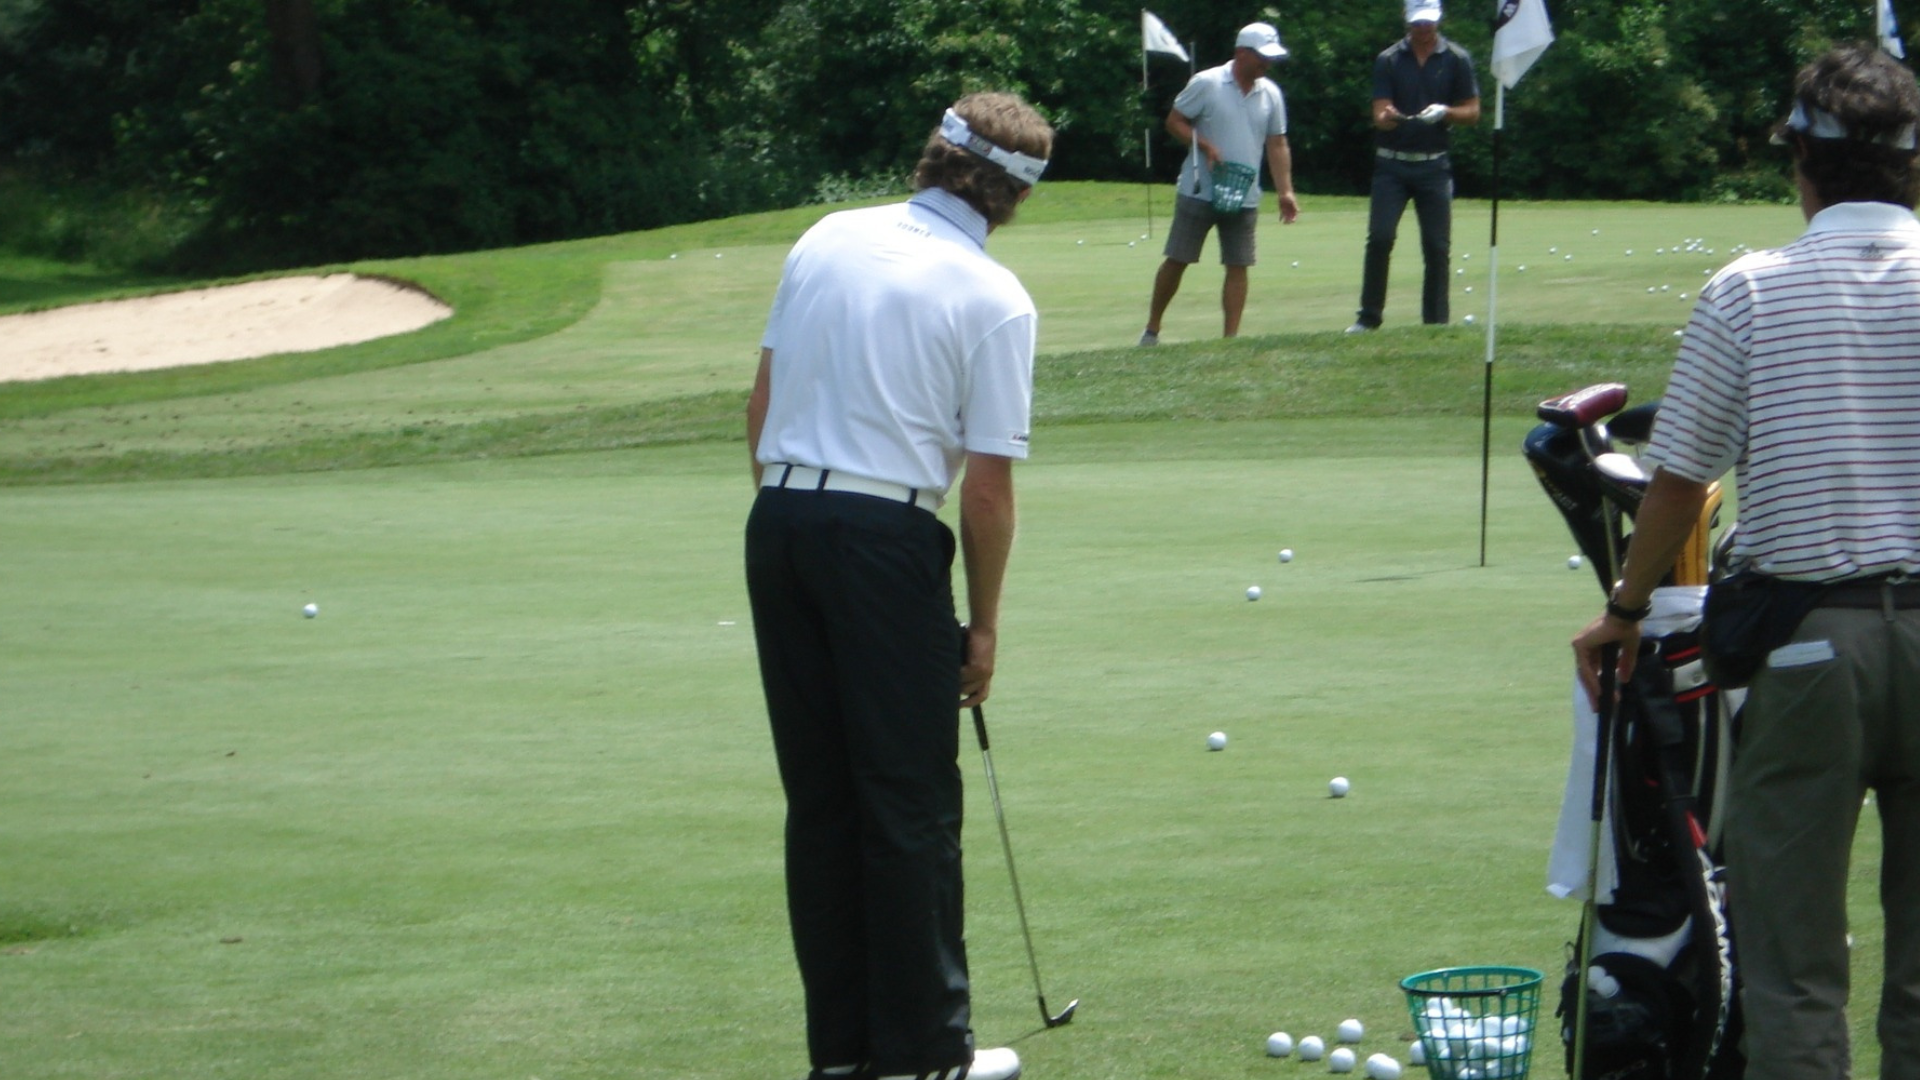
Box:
[971,705,990,751]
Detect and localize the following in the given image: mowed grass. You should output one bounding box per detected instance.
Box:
[0,187,1806,484]
[0,186,1890,1078]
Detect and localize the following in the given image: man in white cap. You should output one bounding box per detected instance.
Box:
[747,91,1050,1080]
[1138,20,1299,345]
[1346,0,1479,333]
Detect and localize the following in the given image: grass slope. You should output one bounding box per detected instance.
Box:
[0,186,1806,485]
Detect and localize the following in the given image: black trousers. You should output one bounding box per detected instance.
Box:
[1356,155,1454,328]
[745,485,972,1076]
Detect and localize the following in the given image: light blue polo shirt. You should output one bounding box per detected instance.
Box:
[1173,61,1288,201]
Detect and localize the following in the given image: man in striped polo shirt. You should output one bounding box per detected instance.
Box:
[1573,44,1920,1077]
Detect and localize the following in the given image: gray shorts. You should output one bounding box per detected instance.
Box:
[1163,194,1258,266]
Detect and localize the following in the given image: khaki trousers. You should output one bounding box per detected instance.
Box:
[1727,599,1920,1079]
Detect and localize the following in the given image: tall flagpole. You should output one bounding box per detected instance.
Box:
[1479,83,1505,568]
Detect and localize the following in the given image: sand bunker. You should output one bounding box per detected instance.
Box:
[0,274,453,383]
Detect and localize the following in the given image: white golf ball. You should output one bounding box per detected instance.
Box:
[1549,246,1558,253]
[1246,585,1262,601]
[1279,549,1294,563]
[1330,1047,1357,1073]
[715,252,723,258]
[1408,1040,1427,1066]
[1207,731,1228,751]
[1568,555,1583,570]
[1298,1035,1326,1061]
[1292,260,1300,268]
[1337,1018,1365,1042]
[1267,1032,1295,1057]
[1463,314,1475,324]
[302,603,319,618]
[1076,239,1084,245]
[1329,776,1351,798]
[668,253,679,259]
[1592,229,1600,236]
[1464,285,1473,293]
[1366,1054,1405,1080]
[1516,265,1526,272]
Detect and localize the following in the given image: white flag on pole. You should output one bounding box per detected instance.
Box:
[1882,0,1907,59]
[1491,0,1554,89]
[1142,10,1190,62]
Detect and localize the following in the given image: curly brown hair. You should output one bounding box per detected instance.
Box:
[1780,43,1920,208]
[912,92,1054,228]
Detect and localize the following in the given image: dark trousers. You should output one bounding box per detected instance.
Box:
[745,486,972,1076]
[1356,156,1454,328]
[1726,601,1920,1078]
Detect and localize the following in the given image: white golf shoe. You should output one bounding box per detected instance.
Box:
[872,1046,1020,1080]
[967,1047,1022,1080]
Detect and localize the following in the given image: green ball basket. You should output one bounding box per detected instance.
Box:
[1400,965,1544,1080]
[1209,161,1257,215]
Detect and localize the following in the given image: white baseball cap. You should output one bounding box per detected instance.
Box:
[1405,0,1443,23]
[1235,22,1288,61]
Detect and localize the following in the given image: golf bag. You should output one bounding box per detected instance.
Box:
[1523,384,1746,1080]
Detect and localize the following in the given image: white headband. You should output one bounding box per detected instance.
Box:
[940,109,1048,186]
[1777,100,1919,149]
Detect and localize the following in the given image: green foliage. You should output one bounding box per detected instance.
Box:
[0,0,1907,270]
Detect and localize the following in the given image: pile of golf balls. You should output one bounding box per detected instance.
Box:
[1412,997,1533,1078]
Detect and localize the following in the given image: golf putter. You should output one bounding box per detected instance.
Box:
[970,702,1078,1030]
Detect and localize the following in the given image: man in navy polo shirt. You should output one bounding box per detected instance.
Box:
[746,92,1051,1080]
[1347,0,1480,333]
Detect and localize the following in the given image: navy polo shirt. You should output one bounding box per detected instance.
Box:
[1372,35,1479,155]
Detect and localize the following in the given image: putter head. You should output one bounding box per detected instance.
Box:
[1041,997,1079,1028]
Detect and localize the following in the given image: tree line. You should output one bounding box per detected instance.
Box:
[0,0,1895,274]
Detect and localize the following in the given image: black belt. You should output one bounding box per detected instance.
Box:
[1818,573,1920,610]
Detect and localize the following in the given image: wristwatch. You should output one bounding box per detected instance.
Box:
[1605,583,1652,622]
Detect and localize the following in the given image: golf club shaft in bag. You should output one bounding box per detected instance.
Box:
[1571,645,1620,1080]
[971,703,1078,1029]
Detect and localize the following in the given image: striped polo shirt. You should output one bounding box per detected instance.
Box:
[1644,200,1920,582]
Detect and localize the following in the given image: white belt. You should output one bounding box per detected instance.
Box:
[762,463,941,512]
[1377,148,1448,162]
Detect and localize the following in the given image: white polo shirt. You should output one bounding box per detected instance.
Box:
[757,187,1035,498]
[1172,62,1288,202]
[1645,200,1920,581]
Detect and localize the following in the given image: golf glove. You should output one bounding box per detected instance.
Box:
[1415,103,1450,124]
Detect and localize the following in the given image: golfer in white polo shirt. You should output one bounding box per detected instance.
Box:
[745,92,1051,1080]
